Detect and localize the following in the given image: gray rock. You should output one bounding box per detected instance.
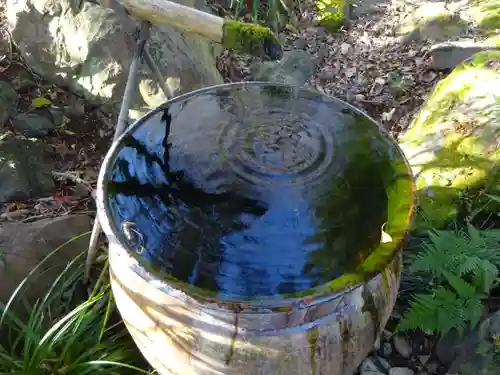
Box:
[447,311,500,375]
[359,357,385,375]
[251,50,314,87]
[352,0,387,18]
[435,328,469,365]
[430,40,500,70]
[0,134,55,202]
[393,335,412,358]
[11,112,55,137]
[376,356,391,370]
[0,81,19,126]
[0,215,91,308]
[7,0,223,118]
[389,368,414,375]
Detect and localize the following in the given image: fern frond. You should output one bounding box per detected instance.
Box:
[471,259,499,294]
[443,270,476,298]
[458,256,483,276]
[397,287,486,337]
[464,294,485,329]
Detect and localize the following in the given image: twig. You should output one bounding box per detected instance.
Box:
[52,171,93,191]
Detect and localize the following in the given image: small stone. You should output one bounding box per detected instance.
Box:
[376,356,391,370]
[294,37,307,49]
[355,94,366,101]
[389,367,414,375]
[359,357,384,375]
[11,113,55,137]
[0,81,19,126]
[419,354,430,365]
[393,335,412,358]
[383,342,392,356]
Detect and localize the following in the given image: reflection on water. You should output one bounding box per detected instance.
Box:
[105,83,412,299]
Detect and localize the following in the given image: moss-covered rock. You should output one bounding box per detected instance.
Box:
[398,2,469,43]
[399,51,500,231]
[468,0,500,33]
[316,0,349,32]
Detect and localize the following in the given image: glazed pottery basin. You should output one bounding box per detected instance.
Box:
[96,82,414,375]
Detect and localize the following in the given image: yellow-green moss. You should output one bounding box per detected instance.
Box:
[316,0,347,32]
[400,50,500,231]
[221,20,281,57]
[470,0,500,32]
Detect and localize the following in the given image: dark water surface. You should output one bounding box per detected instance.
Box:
[104,83,412,299]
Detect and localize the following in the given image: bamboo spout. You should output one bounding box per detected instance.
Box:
[100,0,283,59]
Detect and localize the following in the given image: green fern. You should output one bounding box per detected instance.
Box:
[398,224,500,336]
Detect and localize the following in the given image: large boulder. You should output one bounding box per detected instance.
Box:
[399,51,500,231]
[6,0,223,117]
[0,215,91,305]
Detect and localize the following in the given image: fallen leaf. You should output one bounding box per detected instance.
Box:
[340,42,351,54]
[382,107,397,122]
[345,67,357,78]
[333,60,341,74]
[55,141,76,156]
[31,97,52,108]
[1,209,30,220]
[52,193,67,203]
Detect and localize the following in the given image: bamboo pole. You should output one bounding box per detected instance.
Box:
[99,0,283,59]
[110,0,224,42]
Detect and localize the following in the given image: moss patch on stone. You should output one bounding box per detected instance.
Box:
[397,2,467,42]
[470,0,500,32]
[221,20,282,58]
[316,0,347,32]
[400,50,500,231]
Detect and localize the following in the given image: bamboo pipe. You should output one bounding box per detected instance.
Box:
[99,0,283,59]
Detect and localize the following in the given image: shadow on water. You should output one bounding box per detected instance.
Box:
[103,83,413,300]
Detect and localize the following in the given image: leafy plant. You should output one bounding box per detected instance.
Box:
[398,223,500,336]
[0,237,154,374]
[228,0,293,31]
